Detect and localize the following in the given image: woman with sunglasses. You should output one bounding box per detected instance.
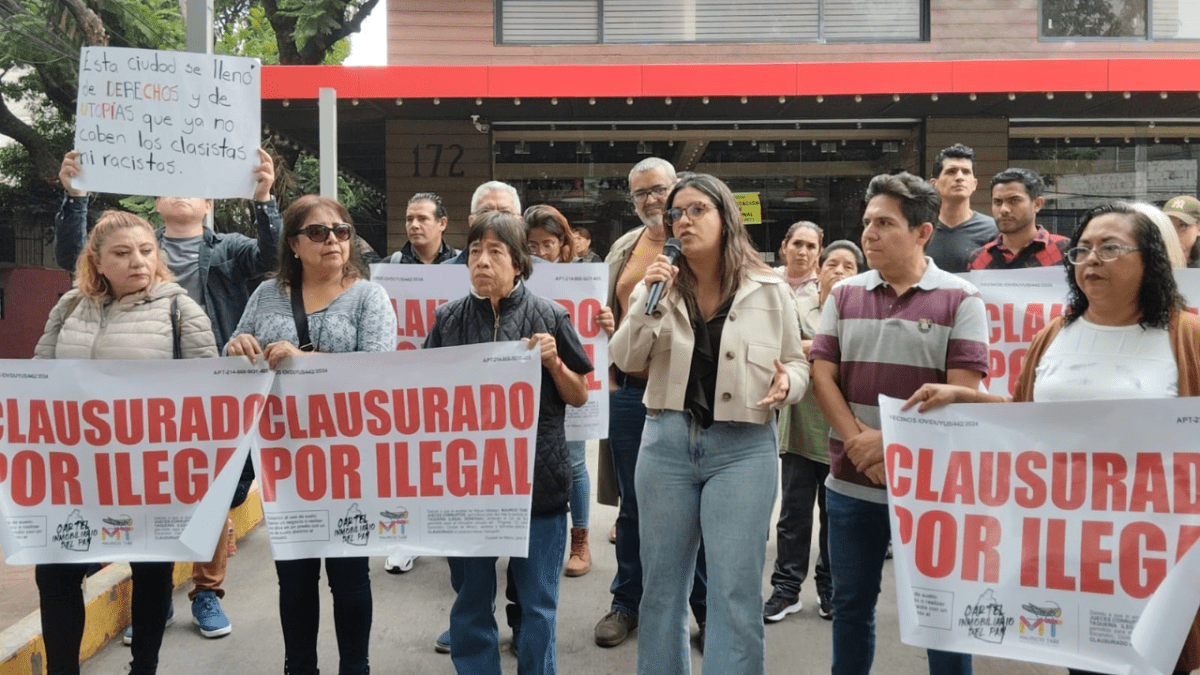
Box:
[225,195,396,675]
[610,173,808,675]
[904,202,1200,675]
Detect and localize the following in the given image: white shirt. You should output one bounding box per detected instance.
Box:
[1034,317,1177,402]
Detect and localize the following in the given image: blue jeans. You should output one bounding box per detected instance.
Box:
[274,557,371,675]
[609,386,707,622]
[636,410,776,675]
[449,511,567,675]
[567,440,589,529]
[826,489,971,675]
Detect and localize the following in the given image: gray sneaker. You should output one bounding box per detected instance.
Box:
[122,602,175,646]
[594,609,637,647]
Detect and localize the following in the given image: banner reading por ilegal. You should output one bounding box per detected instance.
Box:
[0,358,273,564]
[253,342,542,560]
[370,262,608,441]
[879,396,1200,675]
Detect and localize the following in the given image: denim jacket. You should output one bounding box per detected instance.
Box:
[54,194,281,346]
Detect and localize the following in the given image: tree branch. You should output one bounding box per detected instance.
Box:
[299,0,379,64]
[0,95,60,184]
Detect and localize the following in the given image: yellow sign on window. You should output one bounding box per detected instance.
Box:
[734,192,762,225]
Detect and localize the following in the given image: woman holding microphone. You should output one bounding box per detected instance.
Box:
[610,173,808,675]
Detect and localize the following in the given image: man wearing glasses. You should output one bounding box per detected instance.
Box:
[594,157,708,649]
[55,146,281,644]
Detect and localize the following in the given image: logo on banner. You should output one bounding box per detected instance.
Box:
[1018,602,1063,644]
[334,503,371,546]
[378,508,410,540]
[101,515,135,546]
[959,589,1012,644]
[52,510,96,552]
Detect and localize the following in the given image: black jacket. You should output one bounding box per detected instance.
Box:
[425,282,592,515]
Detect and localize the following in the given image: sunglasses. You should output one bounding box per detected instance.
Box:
[297,222,353,242]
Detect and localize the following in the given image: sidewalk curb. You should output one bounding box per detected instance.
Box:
[0,486,264,675]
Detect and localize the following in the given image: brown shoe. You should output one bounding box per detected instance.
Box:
[595,609,637,647]
[565,527,591,577]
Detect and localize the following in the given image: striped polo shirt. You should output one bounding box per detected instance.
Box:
[810,257,989,504]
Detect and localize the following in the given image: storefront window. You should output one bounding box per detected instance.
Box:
[1042,0,1147,38]
[1009,135,1200,234]
[494,128,917,259]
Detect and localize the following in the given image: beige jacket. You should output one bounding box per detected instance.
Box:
[36,282,217,361]
[611,270,808,424]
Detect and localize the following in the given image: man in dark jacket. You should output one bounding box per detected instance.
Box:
[426,211,591,675]
[55,148,281,642]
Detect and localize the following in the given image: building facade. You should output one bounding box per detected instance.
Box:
[261,0,1200,259]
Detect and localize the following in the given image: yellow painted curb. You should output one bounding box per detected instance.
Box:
[0,486,262,675]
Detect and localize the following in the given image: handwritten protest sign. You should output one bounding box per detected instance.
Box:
[880,396,1200,675]
[252,343,542,560]
[370,262,609,440]
[0,358,273,564]
[72,46,260,198]
[968,268,1200,396]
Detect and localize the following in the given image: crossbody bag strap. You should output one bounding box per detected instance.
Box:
[289,285,314,352]
[171,296,182,359]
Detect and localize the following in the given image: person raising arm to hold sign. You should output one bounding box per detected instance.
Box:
[903,202,1200,675]
[58,147,280,640]
[34,210,217,675]
[611,173,807,675]
[224,195,395,675]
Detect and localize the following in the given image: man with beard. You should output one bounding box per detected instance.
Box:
[967,168,1069,270]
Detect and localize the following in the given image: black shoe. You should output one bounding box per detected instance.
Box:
[818,592,833,620]
[763,593,802,623]
[595,609,637,647]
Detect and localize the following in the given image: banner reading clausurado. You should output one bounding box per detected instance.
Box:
[370,262,608,441]
[879,396,1200,675]
[253,342,542,561]
[0,358,273,564]
[970,267,1200,397]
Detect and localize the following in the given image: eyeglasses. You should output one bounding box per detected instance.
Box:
[526,239,561,256]
[1065,243,1140,264]
[664,202,716,227]
[297,222,353,242]
[630,185,671,203]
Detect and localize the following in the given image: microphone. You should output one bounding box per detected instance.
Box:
[644,238,683,316]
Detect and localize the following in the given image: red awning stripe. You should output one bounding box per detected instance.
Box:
[260,60,1200,100]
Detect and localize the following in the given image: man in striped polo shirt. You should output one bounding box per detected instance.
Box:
[810,171,989,675]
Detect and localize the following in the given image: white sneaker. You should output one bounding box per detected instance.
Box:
[384,555,417,573]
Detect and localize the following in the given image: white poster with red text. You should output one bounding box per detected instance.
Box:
[0,358,273,564]
[879,395,1200,675]
[968,268,1200,397]
[370,262,608,441]
[253,342,542,560]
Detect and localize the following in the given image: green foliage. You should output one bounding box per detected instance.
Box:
[103,0,186,50]
[216,6,280,63]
